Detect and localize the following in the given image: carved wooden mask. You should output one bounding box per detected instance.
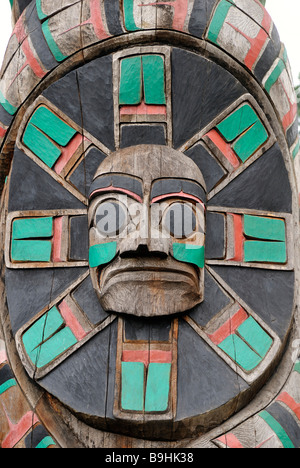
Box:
[88,145,206,317]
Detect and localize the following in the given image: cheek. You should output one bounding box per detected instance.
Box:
[89,242,118,268]
[172,243,205,269]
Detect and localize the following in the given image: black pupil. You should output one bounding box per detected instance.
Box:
[164,203,196,238]
[96,202,126,235]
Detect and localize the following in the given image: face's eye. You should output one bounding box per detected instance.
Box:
[163,202,197,239]
[95,201,128,237]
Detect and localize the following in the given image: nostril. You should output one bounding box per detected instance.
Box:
[120,244,168,259]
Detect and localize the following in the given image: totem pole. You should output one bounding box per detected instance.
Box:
[0,0,299,448]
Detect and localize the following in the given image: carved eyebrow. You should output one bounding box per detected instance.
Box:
[89,174,143,202]
[151,179,206,204]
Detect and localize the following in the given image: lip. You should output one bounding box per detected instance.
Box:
[99,257,199,291]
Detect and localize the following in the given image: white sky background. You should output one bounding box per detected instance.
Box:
[0,0,299,83]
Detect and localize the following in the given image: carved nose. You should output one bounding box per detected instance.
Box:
[120,244,168,260]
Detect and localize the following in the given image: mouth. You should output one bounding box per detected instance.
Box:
[92,256,203,317]
[98,257,200,292]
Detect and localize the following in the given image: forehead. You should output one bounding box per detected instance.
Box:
[93,145,206,189]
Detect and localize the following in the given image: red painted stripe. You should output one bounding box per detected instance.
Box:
[143,0,189,31]
[206,129,240,169]
[52,217,63,262]
[244,28,268,71]
[245,0,272,71]
[122,350,172,367]
[5,19,45,90]
[226,2,271,72]
[90,186,143,203]
[2,412,39,449]
[255,0,272,32]
[63,0,109,40]
[217,434,244,448]
[169,0,189,31]
[13,16,27,43]
[218,433,274,449]
[150,350,172,364]
[58,300,87,341]
[277,392,300,420]
[0,340,7,365]
[122,350,149,366]
[209,307,248,345]
[120,101,166,116]
[22,38,46,79]
[0,125,7,139]
[229,213,244,262]
[255,436,275,448]
[151,191,205,208]
[54,133,83,174]
[282,102,297,132]
[0,350,7,365]
[89,0,110,39]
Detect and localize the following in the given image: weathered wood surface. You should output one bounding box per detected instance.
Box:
[0,0,299,448]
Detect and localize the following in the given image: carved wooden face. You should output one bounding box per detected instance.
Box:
[88,145,206,317]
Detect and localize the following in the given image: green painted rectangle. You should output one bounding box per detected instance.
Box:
[89,242,117,268]
[31,327,77,368]
[233,120,268,162]
[259,411,295,448]
[22,306,77,369]
[237,317,272,358]
[36,0,47,20]
[119,56,142,105]
[145,363,171,412]
[218,334,262,371]
[12,217,53,240]
[244,240,286,264]
[23,123,61,168]
[121,362,144,411]
[264,59,286,93]
[244,215,286,242]
[30,106,76,147]
[173,243,205,268]
[23,307,64,355]
[11,240,52,262]
[207,0,232,44]
[294,361,300,374]
[0,378,16,395]
[142,55,166,105]
[217,104,258,142]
